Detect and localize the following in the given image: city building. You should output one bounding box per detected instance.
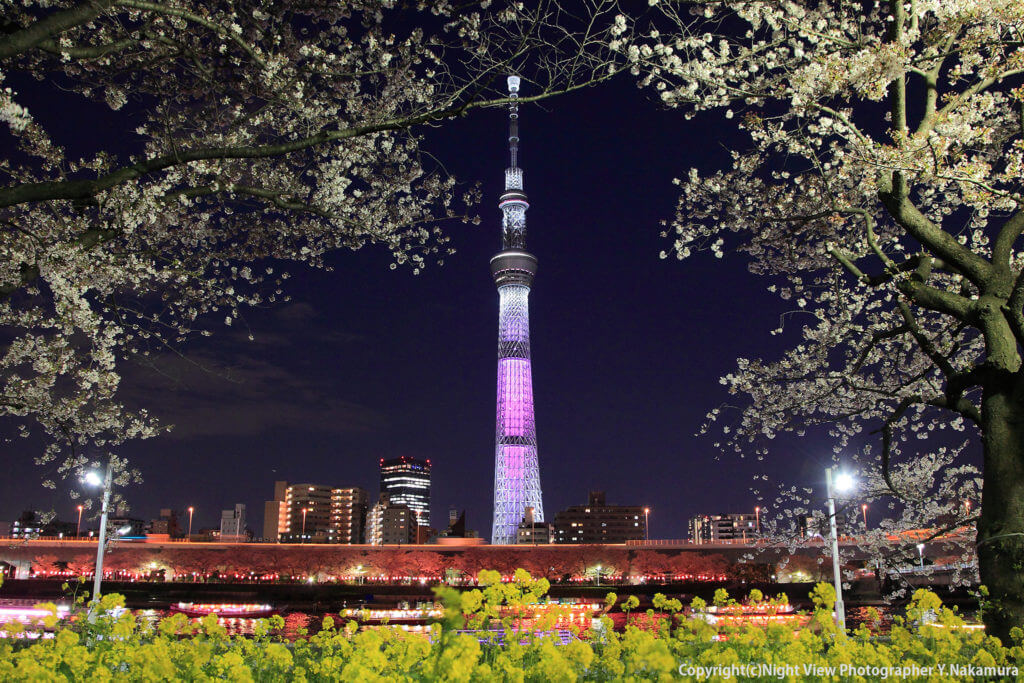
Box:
[553,491,646,544]
[379,457,431,527]
[516,506,552,545]
[689,513,759,544]
[366,494,416,545]
[262,480,288,541]
[148,509,181,537]
[11,511,41,539]
[433,510,481,542]
[491,75,545,544]
[279,483,367,543]
[220,504,247,542]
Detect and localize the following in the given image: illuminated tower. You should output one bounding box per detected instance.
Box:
[491,75,544,544]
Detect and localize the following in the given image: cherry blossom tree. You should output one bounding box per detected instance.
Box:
[0,0,624,485]
[30,553,57,575]
[616,0,1024,638]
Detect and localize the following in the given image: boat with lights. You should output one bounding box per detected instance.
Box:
[169,602,276,618]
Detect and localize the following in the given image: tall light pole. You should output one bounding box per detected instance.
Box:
[301,508,308,541]
[643,508,650,541]
[595,564,602,587]
[76,505,83,538]
[825,466,855,633]
[861,504,868,532]
[187,506,194,541]
[917,543,925,569]
[755,506,761,536]
[84,461,113,603]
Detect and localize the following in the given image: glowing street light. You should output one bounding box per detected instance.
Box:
[861,504,869,532]
[76,505,83,538]
[825,466,855,633]
[917,543,925,569]
[187,506,194,541]
[82,461,113,604]
[594,564,603,587]
[643,508,650,541]
[755,506,761,536]
[301,508,308,541]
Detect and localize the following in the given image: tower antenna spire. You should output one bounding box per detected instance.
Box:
[507,75,520,169]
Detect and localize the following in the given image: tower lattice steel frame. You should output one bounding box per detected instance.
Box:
[490,76,544,544]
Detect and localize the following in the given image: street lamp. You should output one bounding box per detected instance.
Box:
[917,543,925,569]
[83,461,113,604]
[76,505,83,538]
[187,506,194,541]
[301,508,308,541]
[595,564,602,587]
[825,466,855,633]
[861,504,868,532]
[755,506,761,537]
[643,508,650,541]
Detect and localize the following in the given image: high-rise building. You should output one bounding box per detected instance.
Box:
[689,513,758,544]
[220,504,247,542]
[280,483,367,543]
[491,75,544,544]
[553,491,646,544]
[366,493,417,545]
[262,480,288,541]
[379,457,431,527]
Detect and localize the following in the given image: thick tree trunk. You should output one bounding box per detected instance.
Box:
[978,378,1024,643]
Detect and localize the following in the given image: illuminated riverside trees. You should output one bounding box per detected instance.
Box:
[611,0,1024,640]
[0,1,624,487]
[17,545,744,584]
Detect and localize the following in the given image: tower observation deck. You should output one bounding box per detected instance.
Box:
[490,76,544,545]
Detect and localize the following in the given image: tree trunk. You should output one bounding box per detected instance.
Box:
[978,378,1024,643]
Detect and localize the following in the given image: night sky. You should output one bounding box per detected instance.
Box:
[2,76,845,538]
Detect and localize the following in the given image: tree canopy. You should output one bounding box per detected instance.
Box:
[616,0,1024,638]
[0,0,622,484]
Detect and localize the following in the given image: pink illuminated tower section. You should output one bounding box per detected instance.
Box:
[490,75,544,544]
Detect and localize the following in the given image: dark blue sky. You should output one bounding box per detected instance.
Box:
[2,77,843,538]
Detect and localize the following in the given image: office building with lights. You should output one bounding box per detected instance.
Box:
[366,493,417,545]
[552,491,645,544]
[278,482,367,543]
[689,513,758,544]
[379,457,431,527]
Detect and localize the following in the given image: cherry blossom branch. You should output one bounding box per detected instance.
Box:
[0,78,613,210]
[0,0,119,60]
[114,0,267,68]
[878,174,993,286]
[993,208,1024,271]
[1002,269,1024,350]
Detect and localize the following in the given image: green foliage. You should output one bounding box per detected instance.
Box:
[0,576,1020,681]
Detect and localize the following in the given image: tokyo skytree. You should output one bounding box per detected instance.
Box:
[490,75,544,544]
